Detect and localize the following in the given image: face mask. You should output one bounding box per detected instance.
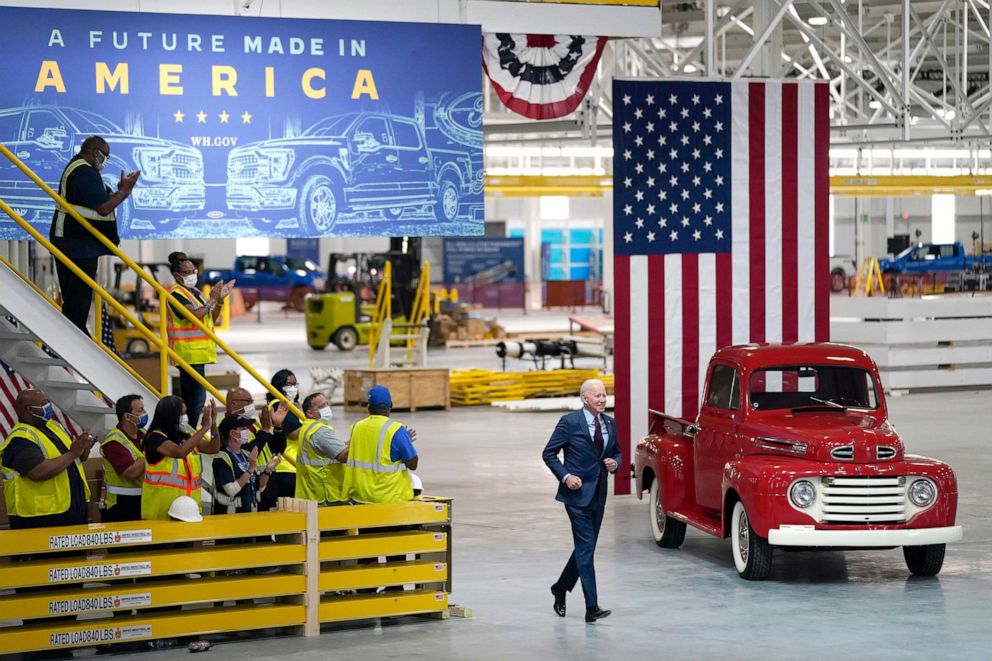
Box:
[181,272,198,288]
[94,151,108,171]
[126,412,148,429]
[318,406,333,423]
[233,429,251,445]
[236,404,256,421]
[283,385,298,401]
[32,402,54,422]
[178,414,195,435]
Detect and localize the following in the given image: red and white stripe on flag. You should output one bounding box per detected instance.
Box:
[0,361,84,439]
[612,80,831,495]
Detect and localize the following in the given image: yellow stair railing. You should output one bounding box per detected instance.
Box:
[402,261,432,361]
[367,261,393,368]
[0,143,302,417]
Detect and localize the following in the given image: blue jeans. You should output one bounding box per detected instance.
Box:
[178,363,207,427]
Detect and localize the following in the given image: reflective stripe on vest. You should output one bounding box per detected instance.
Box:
[100,428,143,509]
[141,450,202,520]
[295,419,346,503]
[52,159,115,238]
[0,421,90,518]
[167,284,216,365]
[346,421,405,473]
[345,415,412,504]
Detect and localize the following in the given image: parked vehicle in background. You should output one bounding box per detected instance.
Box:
[829,255,856,292]
[225,94,484,233]
[634,343,962,580]
[0,105,206,237]
[205,255,326,312]
[878,241,992,274]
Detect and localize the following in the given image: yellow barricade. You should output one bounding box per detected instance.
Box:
[0,498,453,655]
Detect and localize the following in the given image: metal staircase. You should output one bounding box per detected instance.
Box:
[0,259,157,436]
[368,261,431,369]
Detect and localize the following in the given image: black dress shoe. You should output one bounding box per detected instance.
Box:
[550,584,566,617]
[585,606,611,623]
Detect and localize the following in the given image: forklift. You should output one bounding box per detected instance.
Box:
[305,240,421,351]
[105,262,172,355]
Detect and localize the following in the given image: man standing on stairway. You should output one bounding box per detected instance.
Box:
[0,389,96,529]
[50,136,140,334]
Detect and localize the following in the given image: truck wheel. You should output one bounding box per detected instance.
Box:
[333,327,359,352]
[650,478,686,548]
[731,501,772,580]
[830,267,847,293]
[434,176,459,223]
[300,174,339,233]
[382,207,404,220]
[903,544,945,576]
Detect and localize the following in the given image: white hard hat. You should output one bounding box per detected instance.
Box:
[167,495,203,522]
[409,472,423,494]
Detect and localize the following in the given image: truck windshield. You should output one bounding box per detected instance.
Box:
[749,366,879,411]
[305,114,358,137]
[285,257,319,272]
[60,109,124,134]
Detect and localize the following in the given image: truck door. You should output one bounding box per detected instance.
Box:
[389,118,431,200]
[904,245,931,273]
[693,363,741,511]
[347,115,400,202]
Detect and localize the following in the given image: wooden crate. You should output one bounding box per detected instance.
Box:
[344,368,450,412]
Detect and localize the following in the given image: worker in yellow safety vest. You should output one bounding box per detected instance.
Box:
[49,135,139,334]
[295,392,349,505]
[141,395,219,520]
[166,250,235,428]
[100,394,147,522]
[0,389,96,529]
[260,370,304,510]
[345,386,419,504]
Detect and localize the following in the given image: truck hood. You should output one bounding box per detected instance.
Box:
[743,411,904,463]
[232,136,346,152]
[101,133,199,153]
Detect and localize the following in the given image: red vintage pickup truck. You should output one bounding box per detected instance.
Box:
[634,343,962,580]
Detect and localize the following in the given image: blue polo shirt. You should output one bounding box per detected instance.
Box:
[389,426,417,463]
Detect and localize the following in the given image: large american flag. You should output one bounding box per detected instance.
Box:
[612,79,830,495]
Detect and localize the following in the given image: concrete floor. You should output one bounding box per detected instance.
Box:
[117,310,992,660]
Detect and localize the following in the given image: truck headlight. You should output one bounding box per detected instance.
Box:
[259,148,294,180]
[789,480,817,509]
[133,147,173,180]
[908,479,937,507]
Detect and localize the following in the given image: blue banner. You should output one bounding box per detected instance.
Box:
[0,7,484,240]
[443,238,525,284]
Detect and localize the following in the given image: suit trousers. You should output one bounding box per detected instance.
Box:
[56,256,99,334]
[556,502,605,610]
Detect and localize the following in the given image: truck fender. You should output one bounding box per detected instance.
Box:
[636,434,695,515]
[434,162,464,189]
[293,156,348,188]
[722,459,789,539]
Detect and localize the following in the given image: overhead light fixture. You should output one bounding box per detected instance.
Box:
[808,16,829,26]
[868,100,882,109]
[683,63,698,73]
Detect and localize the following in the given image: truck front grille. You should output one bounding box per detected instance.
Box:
[830,445,854,460]
[821,476,906,523]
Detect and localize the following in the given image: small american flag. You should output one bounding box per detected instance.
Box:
[612,78,830,495]
[100,301,118,355]
[0,360,84,439]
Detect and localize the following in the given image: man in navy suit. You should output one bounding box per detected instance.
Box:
[542,378,622,623]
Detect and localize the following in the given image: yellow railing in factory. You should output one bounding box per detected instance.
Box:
[0,143,300,417]
[0,498,453,655]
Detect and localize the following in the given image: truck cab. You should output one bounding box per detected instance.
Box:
[0,105,206,238]
[634,343,962,580]
[879,242,967,273]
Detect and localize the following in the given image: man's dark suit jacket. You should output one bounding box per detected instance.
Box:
[542,409,623,509]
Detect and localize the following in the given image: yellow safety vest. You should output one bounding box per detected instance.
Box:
[258,401,298,475]
[0,421,90,519]
[210,448,260,514]
[99,428,143,510]
[51,158,118,242]
[345,415,412,504]
[141,443,202,520]
[167,283,216,366]
[295,418,346,503]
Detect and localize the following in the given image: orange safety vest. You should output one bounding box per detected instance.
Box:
[167,283,216,365]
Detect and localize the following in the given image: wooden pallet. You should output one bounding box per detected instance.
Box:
[344,368,450,412]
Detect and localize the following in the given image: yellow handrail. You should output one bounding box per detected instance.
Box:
[0,143,303,419]
[0,256,161,397]
[367,261,392,369]
[404,261,431,358]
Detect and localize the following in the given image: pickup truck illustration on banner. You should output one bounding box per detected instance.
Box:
[0,105,206,236]
[226,93,484,234]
